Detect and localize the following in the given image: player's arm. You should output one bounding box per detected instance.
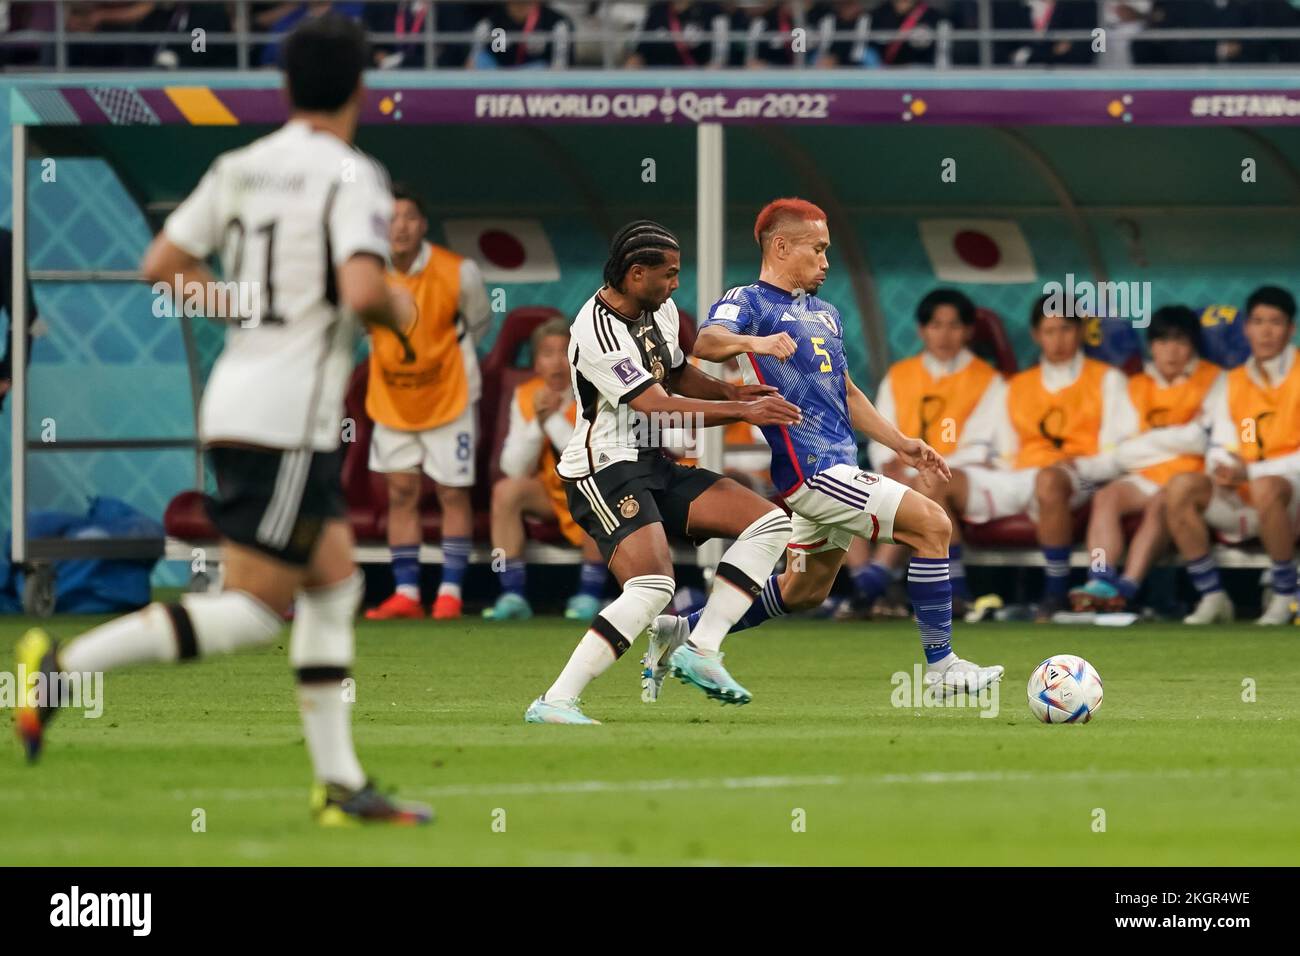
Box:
[629,383,798,429]
[846,372,951,481]
[337,254,415,362]
[667,361,780,403]
[694,325,796,363]
[141,236,224,317]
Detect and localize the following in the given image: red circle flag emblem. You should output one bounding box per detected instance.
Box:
[444,219,560,283]
[918,219,1036,284]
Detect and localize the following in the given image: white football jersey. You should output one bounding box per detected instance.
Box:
[557,291,685,479]
[164,119,392,452]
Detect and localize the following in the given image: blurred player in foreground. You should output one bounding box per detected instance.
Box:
[650,199,1004,699]
[483,317,608,622]
[15,16,431,825]
[524,220,802,724]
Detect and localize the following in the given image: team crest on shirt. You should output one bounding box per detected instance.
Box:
[650,357,665,381]
[853,471,880,485]
[618,495,640,519]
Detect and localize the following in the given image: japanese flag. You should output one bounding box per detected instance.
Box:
[442,219,560,283]
[918,219,1037,284]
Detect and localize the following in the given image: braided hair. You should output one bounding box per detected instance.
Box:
[602,220,680,292]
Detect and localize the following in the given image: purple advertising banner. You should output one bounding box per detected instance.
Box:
[20,83,1300,127]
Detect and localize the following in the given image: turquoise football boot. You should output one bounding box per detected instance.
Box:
[482,592,533,621]
[564,593,601,622]
[524,696,601,725]
[668,644,752,706]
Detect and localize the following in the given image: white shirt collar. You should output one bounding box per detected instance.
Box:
[1039,350,1083,391]
[404,241,432,276]
[1249,343,1295,387]
[1144,356,1198,388]
[921,347,973,378]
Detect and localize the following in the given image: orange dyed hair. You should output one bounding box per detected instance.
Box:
[753,197,827,249]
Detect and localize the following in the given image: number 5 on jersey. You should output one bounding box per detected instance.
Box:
[810,337,832,373]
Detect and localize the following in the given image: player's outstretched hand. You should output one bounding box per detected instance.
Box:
[755,332,798,361]
[896,438,951,482]
[732,382,781,402]
[742,395,801,427]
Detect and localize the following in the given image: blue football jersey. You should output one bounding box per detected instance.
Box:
[703,281,858,494]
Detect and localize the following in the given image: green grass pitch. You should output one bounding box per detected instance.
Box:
[1,612,1296,866]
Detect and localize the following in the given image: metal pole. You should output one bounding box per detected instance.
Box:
[696,123,725,576]
[54,0,67,72]
[977,0,992,69]
[11,125,28,564]
[235,0,249,71]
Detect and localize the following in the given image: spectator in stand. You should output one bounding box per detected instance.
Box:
[624,2,726,68]
[363,1,474,68]
[251,4,364,67]
[869,0,944,67]
[467,3,575,68]
[1026,0,1099,66]
[951,0,1037,66]
[810,1,874,67]
[2,1,57,67]
[65,1,171,68]
[1130,0,1221,65]
[1235,0,1300,64]
[727,2,803,68]
[155,2,238,68]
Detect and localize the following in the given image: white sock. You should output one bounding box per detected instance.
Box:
[545,631,618,702]
[691,511,792,653]
[60,602,179,672]
[296,683,365,790]
[396,584,420,601]
[60,592,281,673]
[544,573,674,701]
[436,582,461,599]
[291,572,366,790]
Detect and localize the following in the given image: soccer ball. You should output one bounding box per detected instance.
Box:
[1027,655,1103,724]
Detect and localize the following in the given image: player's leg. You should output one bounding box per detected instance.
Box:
[1165,471,1232,624]
[890,481,1004,694]
[527,524,676,724]
[368,470,424,618]
[1070,478,1149,612]
[647,475,790,704]
[526,464,677,723]
[482,475,552,620]
[1119,489,1170,596]
[930,467,973,607]
[1033,465,1077,616]
[17,446,307,761]
[423,407,478,619]
[292,518,432,825]
[567,534,607,622]
[1249,475,1298,624]
[679,477,792,653]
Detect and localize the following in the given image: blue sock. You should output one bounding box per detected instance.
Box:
[391,545,420,598]
[1043,546,1071,598]
[1089,566,1118,586]
[439,536,471,598]
[948,544,970,601]
[578,561,606,600]
[499,558,526,597]
[850,562,892,604]
[1271,560,1297,598]
[907,557,952,665]
[687,574,786,635]
[1187,553,1222,596]
[1116,576,1139,601]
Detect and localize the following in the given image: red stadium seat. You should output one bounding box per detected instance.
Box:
[961,505,1091,548]
[971,307,1018,376]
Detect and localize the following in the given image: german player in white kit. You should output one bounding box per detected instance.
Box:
[15,16,432,825]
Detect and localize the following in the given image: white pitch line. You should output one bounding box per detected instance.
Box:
[0,767,1290,805]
